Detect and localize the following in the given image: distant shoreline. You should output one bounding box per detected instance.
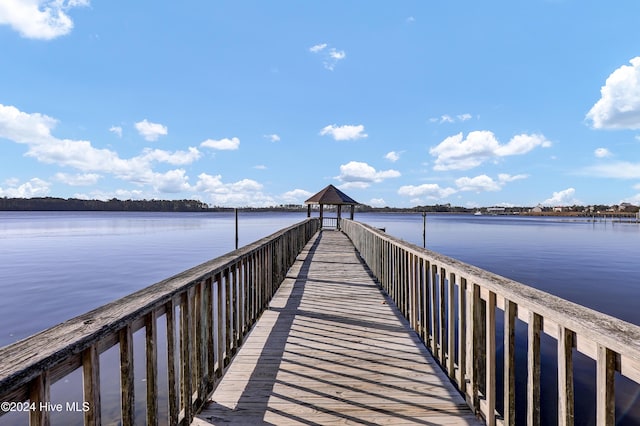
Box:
[0,196,637,217]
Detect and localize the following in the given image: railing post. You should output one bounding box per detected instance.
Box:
[485,291,496,426]
[29,372,50,426]
[527,312,542,426]
[119,324,135,426]
[457,277,467,388]
[181,289,194,424]
[596,345,616,425]
[145,310,158,426]
[503,300,517,426]
[166,298,178,425]
[82,344,101,426]
[447,272,456,378]
[558,325,575,426]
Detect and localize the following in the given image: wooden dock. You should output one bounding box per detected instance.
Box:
[195,230,480,425]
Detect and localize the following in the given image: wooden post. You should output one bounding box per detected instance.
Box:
[596,345,616,425]
[29,371,50,426]
[504,300,517,426]
[82,345,101,426]
[145,311,158,426]
[235,208,239,250]
[166,299,178,425]
[422,211,427,248]
[485,291,496,426]
[558,326,575,426]
[527,312,542,426]
[120,324,135,426]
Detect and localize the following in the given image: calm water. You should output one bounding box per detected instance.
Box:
[1,211,639,425]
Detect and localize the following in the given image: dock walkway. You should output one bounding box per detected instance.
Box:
[195,230,480,425]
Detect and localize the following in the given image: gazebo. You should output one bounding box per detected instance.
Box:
[305,184,359,229]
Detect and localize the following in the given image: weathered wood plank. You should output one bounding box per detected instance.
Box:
[196,230,480,425]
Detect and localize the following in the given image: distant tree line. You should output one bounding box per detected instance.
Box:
[0,197,214,212]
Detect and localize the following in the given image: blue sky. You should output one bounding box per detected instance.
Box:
[2,1,640,208]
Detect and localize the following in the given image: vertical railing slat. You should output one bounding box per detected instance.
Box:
[180,289,194,424]
[457,277,467,389]
[527,312,542,426]
[145,310,158,426]
[485,291,496,426]
[503,300,517,426]
[166,298,178,426]
[596,345,616,426]
[558,325,575,426]
[82,345,101,426]
[119,324,135,426]
[29,371,50,426]
[447,272,456,378]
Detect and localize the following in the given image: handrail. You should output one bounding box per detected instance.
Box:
[0,218,319,426]
[341,219,640,426]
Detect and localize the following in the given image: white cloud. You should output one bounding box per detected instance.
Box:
[494,134,552,156]
[264,134,280,142]
[369,198,386,207]
[542,188,581,206]
[200,137,240,150]
[254,165,267,170]
[54,172,100,186]
[498,173,528,183]
[586,57,640,130]
[594,147,612,158]
[398,183,457,200]
[0,0,89,40]
[139,147,201,165]
[336,161,400,188]
[385,151,401,162]
[152,169,191,193]
[0,177,50,197]
[109,126,122,138]
[429,131,552,171]
[429,113,473,124]
[309,43,327,53]
[0,103,199,187]
[583,161,640,179]
[135,119,168,142]
[329,49,346,61]
[455,173,528,192]
[320,124,367,141]
[195,173,274,207]
[281,189,312,204]
[309,43,346,70]
[455,175,501,192]
[0,103,58,144]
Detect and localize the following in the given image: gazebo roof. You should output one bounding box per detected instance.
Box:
[304,184,359,205]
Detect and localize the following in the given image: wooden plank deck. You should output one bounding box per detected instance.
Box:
[195,230,481,425]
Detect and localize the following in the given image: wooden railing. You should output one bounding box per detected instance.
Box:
[341,219,640,426]
[321,216,338,229]
[0,218,319,426]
